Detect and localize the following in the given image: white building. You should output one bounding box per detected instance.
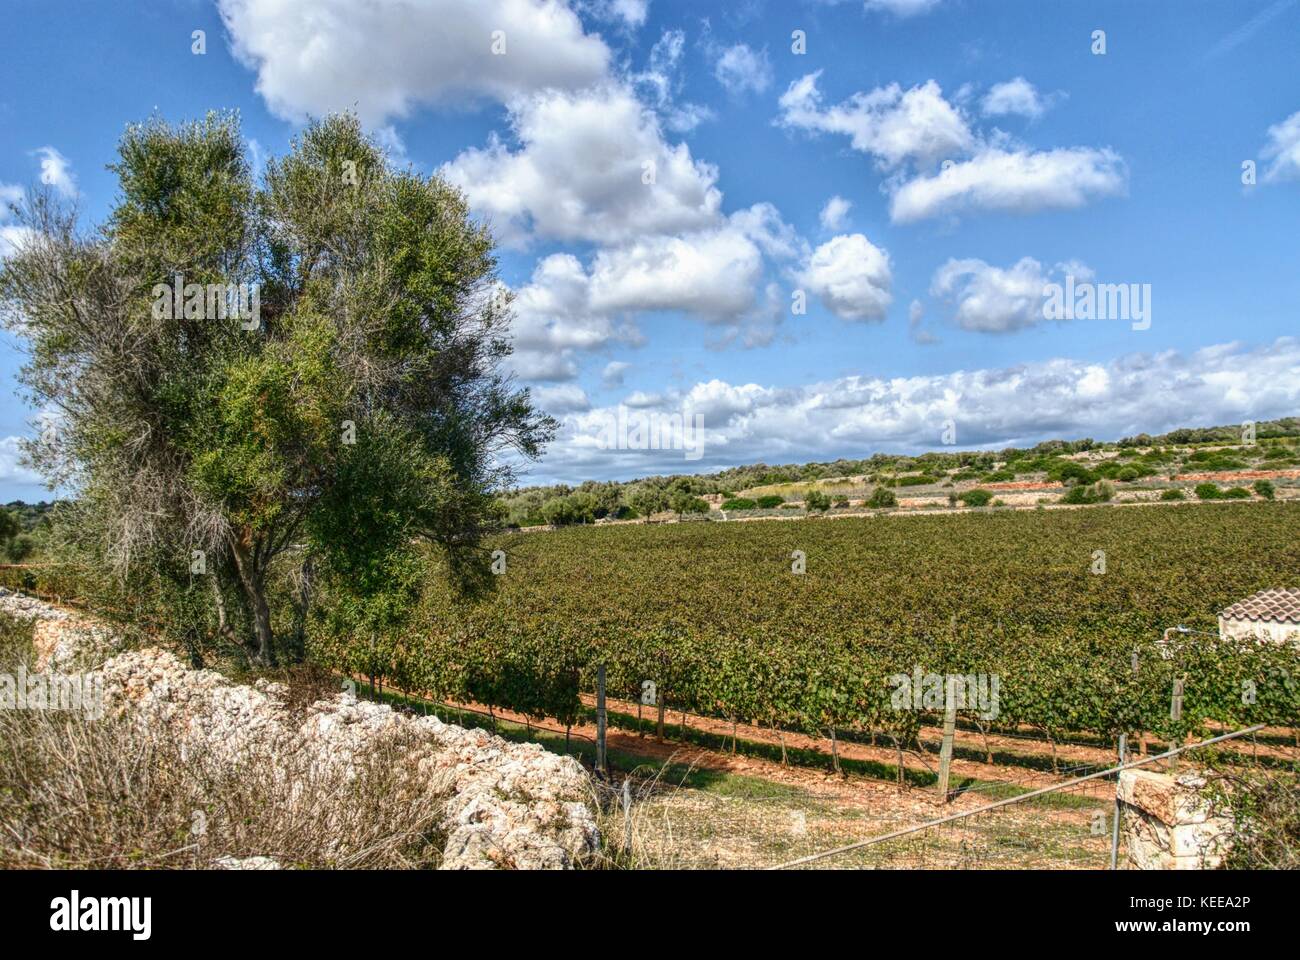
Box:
[1218,588,1300,647]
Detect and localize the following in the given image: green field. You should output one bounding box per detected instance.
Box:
[306,501,1300,747]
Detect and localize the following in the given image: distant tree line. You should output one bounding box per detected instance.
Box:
[1118,416,1300,448]
[500,418,1300,527]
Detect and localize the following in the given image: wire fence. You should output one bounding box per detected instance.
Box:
[768,725,1266,870]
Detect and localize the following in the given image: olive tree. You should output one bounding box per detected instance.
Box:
[0,112,554,665]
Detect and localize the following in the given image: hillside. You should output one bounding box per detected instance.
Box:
[501,419,1300,527]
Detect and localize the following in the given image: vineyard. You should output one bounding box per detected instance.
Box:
[307,502,1300,755]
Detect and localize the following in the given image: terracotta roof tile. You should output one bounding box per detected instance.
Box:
[1220,588,1300,625]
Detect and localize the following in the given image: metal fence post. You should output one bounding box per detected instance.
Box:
[1110,732,1126,869]
[596,663,608,778]
[1169,677,1184,773]
[621,779,632,855]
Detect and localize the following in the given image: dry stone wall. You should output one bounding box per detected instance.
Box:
[2,588,600,869]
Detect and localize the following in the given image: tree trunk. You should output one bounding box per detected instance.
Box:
[291,555,314,651]
[230,536,275,666]
[208,574,244,661]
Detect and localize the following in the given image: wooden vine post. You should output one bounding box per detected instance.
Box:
[937,675,958,800]
[595,663,608,778]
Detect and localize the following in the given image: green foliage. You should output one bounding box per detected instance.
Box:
[1119,417,1300,447]
[672,493,710,515]
[721,498,757,511]
[1049,461,1098,485]
[315,505,1300,746]
[1195,483,1223,500]
[1061,481,1114,505]
[755,495,785,509]
[803,489,831,512]
[867,487,897,509]
[1060,486,1091,505]
[628,486,670,517]
[0,510,18,542]
[1221,487,1251,500]
[1253,480,1275,500]
[959,489,993,507]
[1160,488,1185,501]
[541,493,598,526]
[0,112,553,665]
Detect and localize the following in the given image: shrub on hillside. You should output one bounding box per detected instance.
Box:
[1051,461,1098,485]
[755,495,785,509]
[1254,479,1276,500]
[868,487,898,509]
[803,490,831,512]
[1160,488,1185,501]
[959,489,993,507]
[673,494,710,514]
[1060,481,1114,505]
[1061,485,1092,505]
[1222,487,1251,500]
[1195,483,1223,500]
[542,493,598,526]
[721,498,757,511]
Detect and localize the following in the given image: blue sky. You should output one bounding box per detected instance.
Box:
[1,0,1298,497]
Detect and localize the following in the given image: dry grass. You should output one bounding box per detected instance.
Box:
[0,613,454,870]
[580,748,1114,870]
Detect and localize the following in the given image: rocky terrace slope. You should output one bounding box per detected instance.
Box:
[1,587,599,869]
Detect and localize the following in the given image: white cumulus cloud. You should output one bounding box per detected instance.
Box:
[980,77,1052,120]
[891,147,1126,223]
[714,43,773,95]
[930,256,1058,333]
[819,195,852,231]
[1261,108,1300,183]
[217,0,611,125]
[442,83,723,247]
[799,233,893,322]
[532,338,1300,480]
[779,73,974,170]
